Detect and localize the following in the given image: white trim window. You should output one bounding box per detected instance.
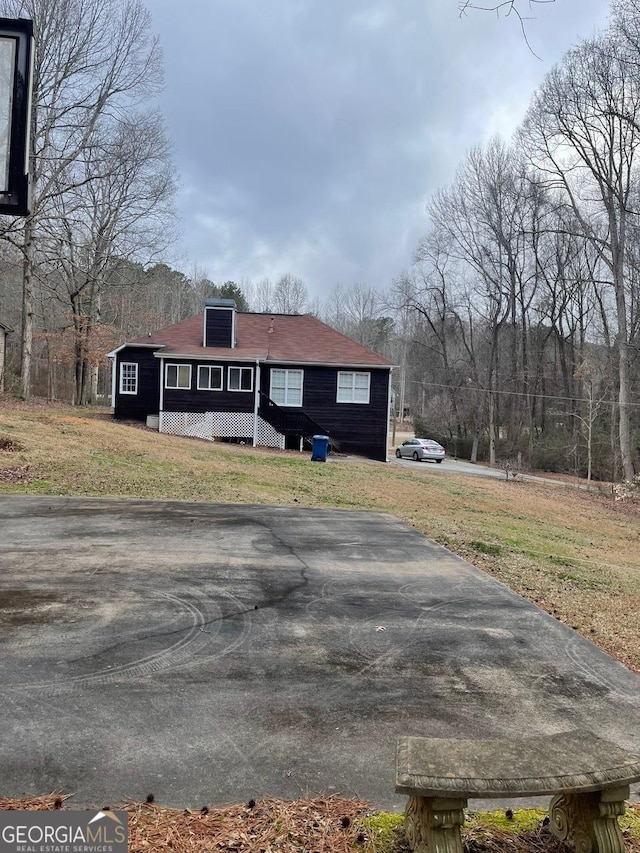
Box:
[165,363,192,389]
[270,369,303,407]
[337,371,370,404]
[228,366,253,392]
[197,365,223,391]
[119,362,138,395]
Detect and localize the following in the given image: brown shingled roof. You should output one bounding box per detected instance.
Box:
[128,312,393,367]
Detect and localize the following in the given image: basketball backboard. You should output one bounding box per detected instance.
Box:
[0,17,32,216]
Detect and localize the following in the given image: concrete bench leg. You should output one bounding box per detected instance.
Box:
[404,795,467,853]
[549,786,630,853]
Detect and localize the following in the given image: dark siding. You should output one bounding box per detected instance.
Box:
[114,349,389,459]
[114,347,161,420]
[205,307,234,348]
[163,360,255,413]
[262,364,390,461]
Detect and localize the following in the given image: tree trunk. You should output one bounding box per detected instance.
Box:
[617,332,634,481]
[89,363,99,403]
[612,239,635,482]
[587,401,593,483]
[488,388,496,466]
[20,217,36,400]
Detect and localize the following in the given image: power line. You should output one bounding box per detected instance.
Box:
[407,379,640,409]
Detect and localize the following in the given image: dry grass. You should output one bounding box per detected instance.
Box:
[0,401,639,672]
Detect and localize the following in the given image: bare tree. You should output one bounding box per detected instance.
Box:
[521,29,640,481]
[0,0,163,399]
[40,110,175,403]
[252,277,274,312]
[458,0,555,15]
[272,273,308,314]
[427,137,535,463]
[458,0,556,56]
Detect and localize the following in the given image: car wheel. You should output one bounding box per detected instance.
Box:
[412,451,420,461]
[395,449,401,458]
[436,459,443,463]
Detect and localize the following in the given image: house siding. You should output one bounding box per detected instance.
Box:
[262,364,390,461]
[111,329,391,461]
[114,347,161,420]
[205,307,234,348]
[162,359,255,414]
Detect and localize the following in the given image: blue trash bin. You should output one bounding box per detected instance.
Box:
[311,434,330,462]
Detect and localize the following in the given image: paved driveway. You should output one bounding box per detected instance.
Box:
[392,456,505,478]
[1,496,638,810]
[390,455,598,489]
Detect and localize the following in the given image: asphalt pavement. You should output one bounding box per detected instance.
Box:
[390,454,600,488]
[0,496,638,810]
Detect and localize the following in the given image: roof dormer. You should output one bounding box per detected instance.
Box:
[203,299,236,348]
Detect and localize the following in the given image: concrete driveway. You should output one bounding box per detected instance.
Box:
[1,496,638,810]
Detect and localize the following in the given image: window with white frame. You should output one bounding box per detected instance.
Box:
[197,365,223,391]
[336,371,370,404]
[228,366,253,392]
[270,369,303,407]
[119,362,138,395]
[165,363,192,389]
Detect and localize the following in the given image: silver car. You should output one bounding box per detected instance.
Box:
[395,438,445,463]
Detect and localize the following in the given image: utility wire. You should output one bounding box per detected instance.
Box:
[407,379,640,409]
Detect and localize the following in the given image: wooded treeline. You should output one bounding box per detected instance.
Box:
[1,0,639,480]
[397,0,640,482]
[0,0,175,405]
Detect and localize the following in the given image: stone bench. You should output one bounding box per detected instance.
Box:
[395,731,640,853]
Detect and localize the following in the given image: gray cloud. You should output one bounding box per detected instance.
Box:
[146,0,610,295]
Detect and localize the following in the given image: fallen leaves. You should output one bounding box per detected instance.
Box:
[0,465,32,482]
[0,435,25,452]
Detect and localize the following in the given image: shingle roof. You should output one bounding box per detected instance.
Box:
[127,312,393,367]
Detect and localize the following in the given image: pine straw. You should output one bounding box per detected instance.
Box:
[464,818,640,853]
[126,796,369,853]
[464,824,570,853]
[0,794,369,853]
[0,795,638,853]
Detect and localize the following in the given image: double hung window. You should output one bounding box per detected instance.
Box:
[119,363,138,394]
[270,369,303,407]
[337,371,370,404]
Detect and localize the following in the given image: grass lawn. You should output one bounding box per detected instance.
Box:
[0,401,638,673]
[1,401,640,850]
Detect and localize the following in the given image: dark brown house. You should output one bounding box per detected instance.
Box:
[108,300,393,461]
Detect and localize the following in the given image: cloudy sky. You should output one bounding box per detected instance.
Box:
[144,0,611,298]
